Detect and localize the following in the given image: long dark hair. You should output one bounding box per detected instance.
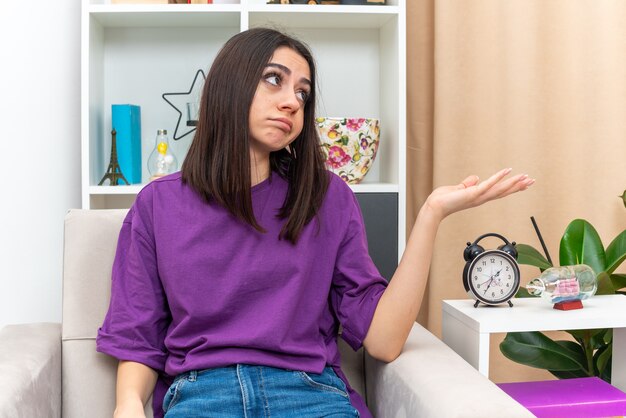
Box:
[181,28,329,244]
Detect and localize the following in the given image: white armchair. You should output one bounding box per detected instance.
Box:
[0,209,532,418]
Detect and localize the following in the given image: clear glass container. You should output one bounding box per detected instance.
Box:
[148,129,178,180]
[526,264,597,303]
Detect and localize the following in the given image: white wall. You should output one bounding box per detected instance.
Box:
[0,1,81,328]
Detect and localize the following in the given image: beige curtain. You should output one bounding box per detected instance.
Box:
[407,0,626,382]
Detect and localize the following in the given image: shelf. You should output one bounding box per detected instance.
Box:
[89,181,398,196]
[89,5,241,27]
[350,182,398,193]
[86,24,399,187]
[89,185,145,195]
[248,5,398,29]
[87,4,398,29]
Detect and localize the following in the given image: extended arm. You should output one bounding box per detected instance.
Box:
[363,168,535,362]
[113,361,158,418]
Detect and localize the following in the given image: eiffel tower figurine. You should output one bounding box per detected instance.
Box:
[98,129,129,186]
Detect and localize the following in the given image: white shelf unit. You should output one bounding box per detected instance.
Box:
[82,0,406,258]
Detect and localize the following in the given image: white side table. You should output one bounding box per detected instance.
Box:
[442,294,626,392]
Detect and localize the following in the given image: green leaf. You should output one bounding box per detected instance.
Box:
[594,343,612,377]
[549,369,590,379]
[554,340,587,366]
[565,328,610,350]
[516,243,553,270]
[601,365,611,383]
[515,286,539,298]
[605,230,626,275]
[611,274,626,291]
[559,219,606,275]
[589,328,610,350]
[500,332,586,371]
[596,272,615,296]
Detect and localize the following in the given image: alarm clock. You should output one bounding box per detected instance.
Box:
[463,233,521,308]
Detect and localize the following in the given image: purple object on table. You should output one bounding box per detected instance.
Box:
[497,377,626,417]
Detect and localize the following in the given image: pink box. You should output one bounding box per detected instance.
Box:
[497,377,626,417]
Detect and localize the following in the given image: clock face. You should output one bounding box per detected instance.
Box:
[466,250,520,305]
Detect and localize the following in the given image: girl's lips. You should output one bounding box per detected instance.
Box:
[271,118,293,132]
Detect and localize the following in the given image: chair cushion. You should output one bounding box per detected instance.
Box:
[62,339,153,418]
[338,339,365,398]
[62,210,138,417]
[62,209,128,340]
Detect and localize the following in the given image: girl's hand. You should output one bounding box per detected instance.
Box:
[423,168,535,221]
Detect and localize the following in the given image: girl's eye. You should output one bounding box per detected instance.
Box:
[264,72,281,86]
[264,71,310,103]
[296,90,310,103]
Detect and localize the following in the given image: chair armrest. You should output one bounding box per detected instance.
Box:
[365,322,533,418]
[0,323,62,418]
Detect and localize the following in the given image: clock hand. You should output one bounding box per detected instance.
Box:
[479,278,494,286]
[483,278,495,295]
[490,269,504,286]
[480,269,499,289]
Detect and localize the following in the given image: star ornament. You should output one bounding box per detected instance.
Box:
[162,69,206,141]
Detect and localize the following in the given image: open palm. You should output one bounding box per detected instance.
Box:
[425,168,535,220]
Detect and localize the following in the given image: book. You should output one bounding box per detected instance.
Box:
[497,377,626,417]
[111,104,142,184]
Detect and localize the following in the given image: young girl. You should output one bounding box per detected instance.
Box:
[97,28,534,418]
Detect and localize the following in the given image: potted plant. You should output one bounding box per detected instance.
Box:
[499,193,626,382]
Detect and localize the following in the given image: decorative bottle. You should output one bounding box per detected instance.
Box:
[148,129,178,180]
[526,264,597,303]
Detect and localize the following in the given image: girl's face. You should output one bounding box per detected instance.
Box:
[248,46,312,158]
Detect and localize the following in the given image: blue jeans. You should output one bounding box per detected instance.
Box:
[163,364,359,417]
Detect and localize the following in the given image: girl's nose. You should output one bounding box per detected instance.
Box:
[278,88,302,112]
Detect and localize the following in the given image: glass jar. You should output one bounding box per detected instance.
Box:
[148,129,178,180]
[526,264,597,303]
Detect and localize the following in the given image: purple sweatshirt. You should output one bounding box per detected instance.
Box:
[96,171,388,417]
